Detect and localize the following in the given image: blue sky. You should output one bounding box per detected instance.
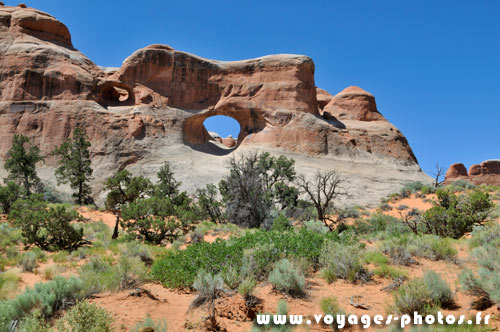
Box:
[25,0,500,176]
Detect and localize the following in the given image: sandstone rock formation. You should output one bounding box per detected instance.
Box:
[0,5,431,205]
[445,160,500,186]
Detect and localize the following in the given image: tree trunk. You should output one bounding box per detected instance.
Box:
[112,215,120,239]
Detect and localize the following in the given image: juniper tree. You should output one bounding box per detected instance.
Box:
[0,181,22,214]
[219,152,298,228]
[52,128,93,205]
[104,170,153,239]
[4,134,44,196]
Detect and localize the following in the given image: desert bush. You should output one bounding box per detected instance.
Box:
[449,179,476,191]
[238,277,257,299]
[131,315,168,332]
[392,278,432,315]
[460,244,500,306]
[303,219,329,234]
[79,255,147,296]
[195,183,224,224]
[400,181,424,198]
[363,250,390,266]
[219,152,298,228]
[319,241,369,283]
[41,265,62,281]
[192,270,225,307]
[121,196,194,244]
[17,309,51,332]
[119,241,153,265]
[354,214,409,238]
[0,276,83,331]
[420,185,437,195]
[320,296,347,332]
[9,198,85,251]
[373,264,408,279]
[270,212,292,231]
[251,300,292,332]
[82,221,111,249]
[56,300,113,332]
[152,228,341,288]
[397,205,408,210]
[337,206,360,220]
[469,223,500,249]
[19,251,38,272]
[0,268,20,300]
[419,189,494,238]
[392,271,452,315]
[423,270,454,307]
[268,259,305,297]
[0,181,22,214]
[382,234,457,265]
[363,250,408,278]
[221,266,240,290]
[189,229,205,244]
[379,202,392,211]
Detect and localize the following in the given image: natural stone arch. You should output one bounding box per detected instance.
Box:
[183,106,267,150]
[97,81,135,107]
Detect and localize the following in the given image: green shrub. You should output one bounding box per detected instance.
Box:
[420,189,494,238]
[10,197,85,251]
[121,196,194,244]
[152,229,341,288]
[382,234,457,264]
[379,202,392,211]
[119,242,153,265]
[271,213,292,231]
[320,296,346,332]
[79,255,147,296]
[373,265,408,279]
[354,214,409,238]
[319,241,369,283]
[363,250,390,265]
[392,271,452,315]
[192,270,225,307]
[449,179,475,191]
[19,251,38,272]
[251,300,292,332]
[56,300,113,332]
[392,278,433,315]
[0,181,22,214]
[17,309,51,332]
[219,152,298,228]
[268,259,305,297]
[303,219,329,234]
[0,268,20,300]
[131,315,168,332]
[400,181,424,198]
[423,270,454,307]
[238,277,257,298]
[221,266,240,290]
[469,223,500,249]
[0,276,83,331]
[83,221,111,249]
[460,244,500,305]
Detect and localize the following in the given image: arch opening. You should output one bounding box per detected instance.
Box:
[203,115,241,149]
[183,107,267,155]
[98,82,135,107]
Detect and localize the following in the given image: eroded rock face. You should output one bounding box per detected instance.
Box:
[0,5,431,205]
[445,160,500,186]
